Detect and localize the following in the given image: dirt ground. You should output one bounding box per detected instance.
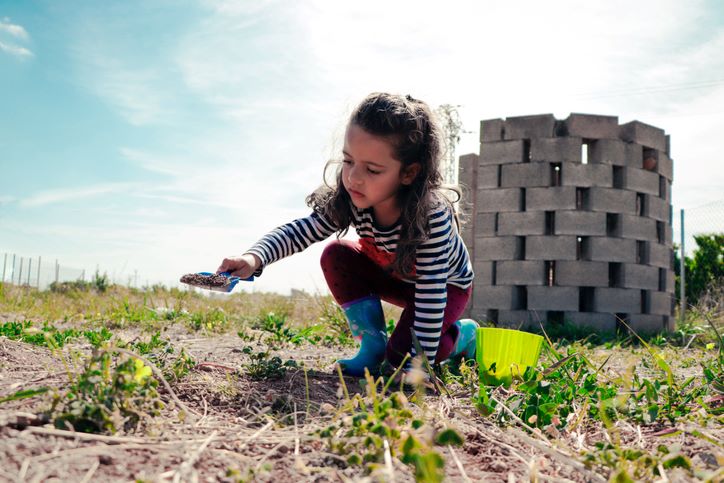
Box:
[0,324,722,482]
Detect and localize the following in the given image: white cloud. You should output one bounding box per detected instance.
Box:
[120,147,184,176]
[80,55,170,125]
[18,183,138,208]
[0,18,29,40]
[0,18,32,58]
[0,41,32,58]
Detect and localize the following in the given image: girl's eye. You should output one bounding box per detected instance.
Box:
[368,168,381,175]
[342,159,352,165]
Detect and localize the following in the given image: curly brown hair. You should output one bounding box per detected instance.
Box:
[306,92,461,278]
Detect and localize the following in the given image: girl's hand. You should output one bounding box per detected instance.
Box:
[216,254,260,279]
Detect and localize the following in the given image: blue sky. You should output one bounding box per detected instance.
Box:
[1,0,723,293]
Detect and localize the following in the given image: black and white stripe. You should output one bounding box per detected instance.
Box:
[245,201,474,363]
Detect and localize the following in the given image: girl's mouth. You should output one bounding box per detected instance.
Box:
[348,189,364,198]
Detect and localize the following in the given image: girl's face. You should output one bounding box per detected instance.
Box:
[342,124,419,218]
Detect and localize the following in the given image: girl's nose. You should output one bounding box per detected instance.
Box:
[347,164,362,186]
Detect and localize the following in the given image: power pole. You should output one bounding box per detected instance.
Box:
[435,104,465,185]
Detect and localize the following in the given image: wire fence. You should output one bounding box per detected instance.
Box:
[672,199,724,319]
[673,199,724,256]
[0,253,146,291]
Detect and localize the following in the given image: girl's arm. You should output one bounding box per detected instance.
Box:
[410,206,453,365]
[240,211,338,277]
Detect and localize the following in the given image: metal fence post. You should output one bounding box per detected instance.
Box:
[18,257,23,286]
[27,258,32,286]
[2,253,6,282]
[679,209,686,322]
[11,254,16,284]
[37,256,42,289]
[55,259,59,284]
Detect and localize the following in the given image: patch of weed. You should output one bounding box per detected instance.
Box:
[119,332,196,382]
[241,345,298,380]
[0,320,112,348]
[46,350,164,434]
[188,307,230,333]
[317,370,463,482]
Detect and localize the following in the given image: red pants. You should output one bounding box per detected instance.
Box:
[320,239,472,366]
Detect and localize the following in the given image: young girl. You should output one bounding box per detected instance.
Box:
[217,92,477,377]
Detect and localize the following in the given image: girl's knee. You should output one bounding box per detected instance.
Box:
[319,240,356,269]
[320,240,349,267]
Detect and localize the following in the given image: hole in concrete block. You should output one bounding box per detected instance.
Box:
[609,263,622,288]
[642,290,650,314]
[544,211,555,235]
[642,148,657,171]
[554,120,568,137]
[551,163,562,186]
[487,309,499,325]
[492,261,497,285]
[659,176,666,199]
[520,188,526,211]
[613,166,624,189]
[579,287,595,312]
[581,143,589,164]
[606,213,620,236]
[658,268,666,292]
[576,188,590,210]
[637,241,647,264]
[636,193,646,216]
[656,221,665,243]
[548,311,564,325]
[515,286,527,310]
[494,213,499,234]
[516,237,526,260]
[578,236,590,260]
[523,139,531,163]
[545,261,555,286]
[496,165,502,187]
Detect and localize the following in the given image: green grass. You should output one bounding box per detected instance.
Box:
[0,280,721,480]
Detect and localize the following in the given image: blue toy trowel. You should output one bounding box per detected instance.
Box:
[180,271,254,293]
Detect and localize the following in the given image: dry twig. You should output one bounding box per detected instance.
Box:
[172,430,218,483]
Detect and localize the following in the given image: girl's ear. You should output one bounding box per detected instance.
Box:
[401,163,421,185]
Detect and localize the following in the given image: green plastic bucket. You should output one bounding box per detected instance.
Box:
[476,328,544,386]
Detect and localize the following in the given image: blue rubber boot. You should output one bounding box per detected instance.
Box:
[448,319,479,360]
[337,295,387,377]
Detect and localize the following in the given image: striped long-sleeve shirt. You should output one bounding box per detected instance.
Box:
[244,200,474,363]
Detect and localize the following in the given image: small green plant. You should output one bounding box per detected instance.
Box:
[107,297,158,328]
[49,279,93,293]
[241,346,297,380]
[253,312,295,343]
[315,296,355,346]
[46,350,164,434]
[92,270,110,293]
[317,369,463,482]
[0,320,113,348]
[251,311,326,346]
[188,307,230,333]
[119,332,196,382]
[583,441,696,481]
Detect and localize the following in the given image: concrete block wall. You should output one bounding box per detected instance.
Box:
[460,113,674,334]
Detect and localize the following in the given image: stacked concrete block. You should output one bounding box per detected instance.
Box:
[460,113,675,335]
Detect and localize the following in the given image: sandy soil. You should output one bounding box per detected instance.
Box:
[0,327,721,482]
